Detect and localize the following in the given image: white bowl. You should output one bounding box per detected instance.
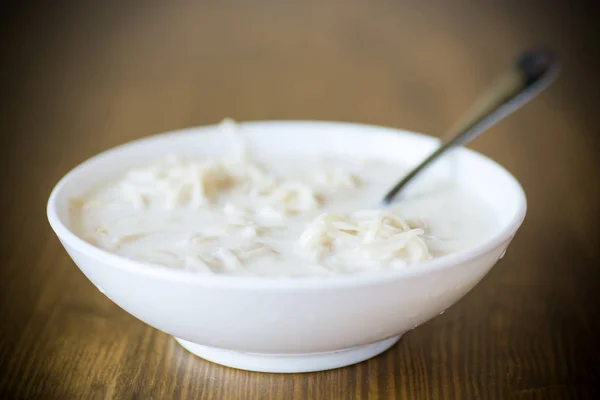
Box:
[47,121,526,373]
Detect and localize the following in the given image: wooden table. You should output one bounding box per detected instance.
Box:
[2,1,599,398]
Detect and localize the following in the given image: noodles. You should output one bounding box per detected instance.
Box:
[68,118,474,277]
[297,211,431,271]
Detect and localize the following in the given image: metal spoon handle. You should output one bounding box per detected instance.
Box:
[382,48,560,205]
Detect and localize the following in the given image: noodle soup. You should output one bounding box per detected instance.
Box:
[68,119,496,277]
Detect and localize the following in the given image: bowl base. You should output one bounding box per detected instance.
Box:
[175,335,402,373]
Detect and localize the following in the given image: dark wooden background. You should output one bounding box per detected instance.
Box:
[1,1,599,399]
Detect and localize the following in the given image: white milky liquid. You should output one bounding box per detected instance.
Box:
[68,119,498,277]
[68,150,497,277]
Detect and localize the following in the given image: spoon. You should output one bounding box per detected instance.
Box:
[381,48,560,205]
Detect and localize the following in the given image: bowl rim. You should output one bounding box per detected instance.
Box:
[47,120,527,291]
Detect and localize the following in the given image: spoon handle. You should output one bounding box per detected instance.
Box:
[382,48,560,205]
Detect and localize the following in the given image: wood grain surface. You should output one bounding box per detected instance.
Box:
[1,1,599,399]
